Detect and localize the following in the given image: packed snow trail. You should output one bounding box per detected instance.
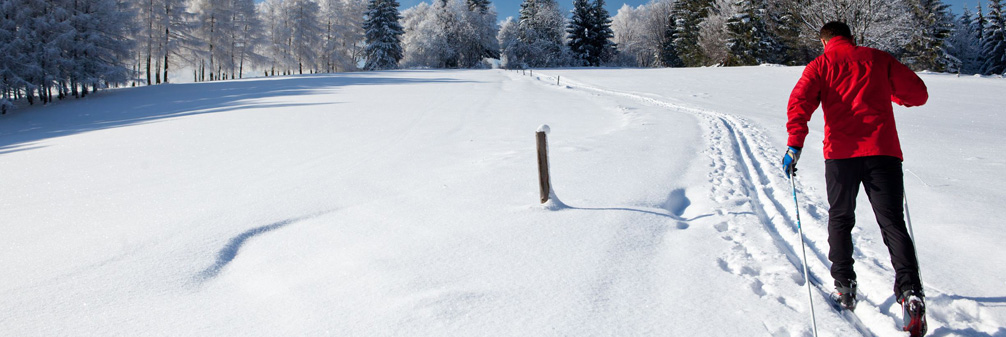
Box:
[528,68,1006,337]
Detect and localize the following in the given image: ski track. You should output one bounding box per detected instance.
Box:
[519,70,995,336]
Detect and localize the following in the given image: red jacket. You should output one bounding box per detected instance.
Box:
[787,36,928,160]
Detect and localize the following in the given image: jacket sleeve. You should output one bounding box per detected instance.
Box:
[888,54,928,107]
[786,60,822,148]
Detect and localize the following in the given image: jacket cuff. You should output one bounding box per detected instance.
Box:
[787,134,805,149]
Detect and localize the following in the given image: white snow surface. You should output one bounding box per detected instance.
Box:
[1,68,1003,336]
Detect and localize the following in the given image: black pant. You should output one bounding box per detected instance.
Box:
[825,156,922,297]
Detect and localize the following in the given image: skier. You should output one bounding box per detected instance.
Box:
[781,21,929,336]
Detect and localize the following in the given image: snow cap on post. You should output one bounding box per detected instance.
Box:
[537,124,550,135]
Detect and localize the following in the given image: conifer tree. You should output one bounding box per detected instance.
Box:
[903,0,955,72]
[765,0,804,65]
[660,12,683,67]
[948,7,983,74]
[972,3,989,73]
[592,0,617,65]
[983,0,1006,75]
[567,0,615,66]
[363,0,405,70]
[567,0,595,66]
[724,0,782,66]
[467,0,490,12]
[672,0,712,66]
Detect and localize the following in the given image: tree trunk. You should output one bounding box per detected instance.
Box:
[164,4,171,83]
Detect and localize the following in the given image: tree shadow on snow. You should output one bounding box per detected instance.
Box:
[0,72,477,155]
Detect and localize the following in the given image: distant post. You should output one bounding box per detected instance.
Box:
[536,125,551,203]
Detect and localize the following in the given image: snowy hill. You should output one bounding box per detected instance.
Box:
[1,68,1003,336]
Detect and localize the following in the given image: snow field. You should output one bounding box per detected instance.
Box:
[536,67,1006,336]
[1,68,1004,336]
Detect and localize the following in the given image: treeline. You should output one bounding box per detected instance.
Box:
[610,0,1006,74]
[2,0,1005,114]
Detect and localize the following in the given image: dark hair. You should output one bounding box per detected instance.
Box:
[820,21,853,41]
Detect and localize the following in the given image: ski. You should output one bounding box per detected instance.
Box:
[822,289,872,336]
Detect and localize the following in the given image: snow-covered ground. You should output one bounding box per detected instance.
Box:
[1,68,1003,336]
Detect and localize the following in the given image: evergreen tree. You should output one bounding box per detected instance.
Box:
[673,0,712,66]
[660,12,683,67]
[903,0,955,72]
[567,0,615,66]
[567,0,595,66]
[948,7,983,74]
[363,0,405,70]
[972,3,989,73]
[592,0,616,65]
[765,0,805,65]
[724,0,783,66]
[983,0,1006,75]
[467,0,490,12]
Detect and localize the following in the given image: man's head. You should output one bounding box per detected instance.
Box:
[820,21,853,46]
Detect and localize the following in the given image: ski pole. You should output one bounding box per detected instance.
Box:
[903,191,924,287]
[790,169,819,337]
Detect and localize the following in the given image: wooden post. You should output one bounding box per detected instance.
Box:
[536,125,551,204]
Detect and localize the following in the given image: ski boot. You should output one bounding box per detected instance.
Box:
[833,280,857,311]
[899,290,927,337]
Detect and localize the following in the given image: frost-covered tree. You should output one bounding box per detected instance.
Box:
[794,0,915,54]
[363,0,404,70]
[673,0,712,66]
[443,0,499,67]
[259,0,293,75]
[0,0,20,112]
[497,17,524,68]
[725,0,784,66]
[289,0,323,74]
[510,0,568,68]
[134,0,191,84]
[697,0,735,65]
[319,0,368,72]
[230,0,263,78]
[640,0,673,67]
[983,0,1006,75]
[609,0,680,67]
[402,2,448,67]
[403,0,496,69]
[902,0,955,72]
[947,7,983,74]
[0,0,134,111]
[567,0,616,66]
[610,4,648,66]
[190,0,236,81]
